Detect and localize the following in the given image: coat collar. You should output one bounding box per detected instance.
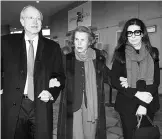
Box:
[66,48,105,75]
[66,48,105,63]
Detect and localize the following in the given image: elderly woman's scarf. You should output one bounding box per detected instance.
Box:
[75,48,98,122]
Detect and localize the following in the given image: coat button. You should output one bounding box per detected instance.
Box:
[16,87,20,90]
[13,102,16,106]
[20,70,24,74]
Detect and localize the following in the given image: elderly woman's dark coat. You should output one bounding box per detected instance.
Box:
[57,48,110,139]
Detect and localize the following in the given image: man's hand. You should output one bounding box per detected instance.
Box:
[0,89,3,95]
[136,105,147,115]
[135,91,153,104]
[119,77,128,88]
[49,78,60,88]
[38,90,54,102]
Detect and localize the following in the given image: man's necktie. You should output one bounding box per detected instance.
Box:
[27,40,34,101]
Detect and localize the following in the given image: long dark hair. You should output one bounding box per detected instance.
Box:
[112,18,153,63]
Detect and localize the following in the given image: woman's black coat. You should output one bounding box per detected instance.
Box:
[57,48,111,139]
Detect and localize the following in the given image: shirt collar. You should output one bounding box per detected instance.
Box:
[25,34,39,42]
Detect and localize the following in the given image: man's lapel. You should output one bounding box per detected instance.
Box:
[34,37,44,79]
[20,34,27,80]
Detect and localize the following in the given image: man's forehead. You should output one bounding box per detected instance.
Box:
[24,7,40,16]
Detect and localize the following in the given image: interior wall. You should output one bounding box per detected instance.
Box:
[1,24,10,36]
[50,1,86,48]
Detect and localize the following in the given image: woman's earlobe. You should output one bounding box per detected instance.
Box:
[141,33,144,37]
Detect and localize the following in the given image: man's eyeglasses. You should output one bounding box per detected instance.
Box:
[24,16,41,21]
[127,30,142,37]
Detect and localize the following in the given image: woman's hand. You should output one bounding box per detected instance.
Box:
[136,105,147,115]
[135,91,153,104]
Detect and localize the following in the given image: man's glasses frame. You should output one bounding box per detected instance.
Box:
[127,30,142,37]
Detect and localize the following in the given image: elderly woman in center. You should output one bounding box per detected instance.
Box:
[57,26,111,139]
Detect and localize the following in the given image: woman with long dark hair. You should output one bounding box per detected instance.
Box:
[111,18,160,139]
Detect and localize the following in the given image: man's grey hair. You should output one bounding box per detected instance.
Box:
[20,5,43,21]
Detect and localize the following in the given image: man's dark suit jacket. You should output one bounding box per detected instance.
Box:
[1,32,65,139]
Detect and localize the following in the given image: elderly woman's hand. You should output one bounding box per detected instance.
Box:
[120,77,128,88]
[49,78,60,88]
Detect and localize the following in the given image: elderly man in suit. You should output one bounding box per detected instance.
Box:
[1,5,65,139]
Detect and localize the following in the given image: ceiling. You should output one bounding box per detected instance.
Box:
[1,1,75,30]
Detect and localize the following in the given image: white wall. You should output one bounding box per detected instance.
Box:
[50,1,86,48]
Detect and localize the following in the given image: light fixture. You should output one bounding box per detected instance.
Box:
[147,25,156,33]
[36,1,39,3]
